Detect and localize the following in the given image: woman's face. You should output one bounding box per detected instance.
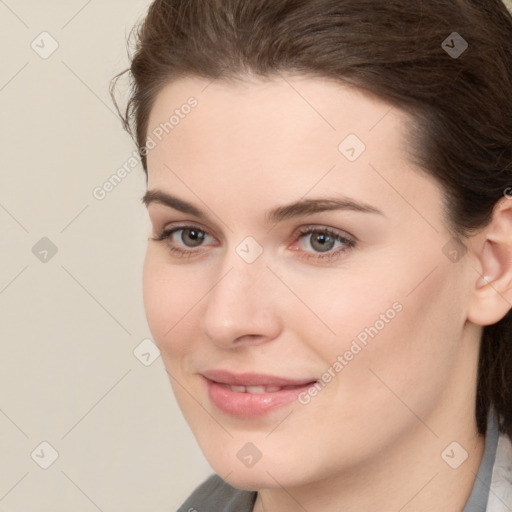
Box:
[142,75,478,489]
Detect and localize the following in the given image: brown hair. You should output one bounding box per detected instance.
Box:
[111,0,512,439]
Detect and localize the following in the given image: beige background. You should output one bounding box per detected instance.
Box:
[1,1,511,511]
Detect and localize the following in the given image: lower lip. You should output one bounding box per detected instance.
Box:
[204,377,316,418]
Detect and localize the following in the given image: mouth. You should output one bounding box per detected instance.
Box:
[201,369,318,418]
[218,383,311,393]
[201,368,317,387]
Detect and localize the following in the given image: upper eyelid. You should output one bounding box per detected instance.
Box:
[154,224,357,265]
[159,222,355,244]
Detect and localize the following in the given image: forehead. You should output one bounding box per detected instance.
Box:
[147,75,409,174]
[147,74,408,149]
[145,75,439,225]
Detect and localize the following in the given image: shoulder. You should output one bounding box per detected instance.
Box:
[177,474,257,512]
[487,432,512,511]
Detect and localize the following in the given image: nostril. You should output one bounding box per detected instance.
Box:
[234,334,262,343]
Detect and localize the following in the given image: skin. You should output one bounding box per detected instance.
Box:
[141,74,512,511]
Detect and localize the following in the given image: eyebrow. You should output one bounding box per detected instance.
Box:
[141,189,384,224]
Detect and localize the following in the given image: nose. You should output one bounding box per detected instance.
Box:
[200,253,283,349]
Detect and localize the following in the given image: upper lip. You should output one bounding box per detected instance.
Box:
[201,369,317,387]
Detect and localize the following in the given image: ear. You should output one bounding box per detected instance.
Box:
[466,196,512,326]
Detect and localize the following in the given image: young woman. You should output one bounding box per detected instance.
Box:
[111,0,512,510]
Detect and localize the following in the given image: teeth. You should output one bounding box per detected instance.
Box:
[245,386,266,394]
[227,384,284,393]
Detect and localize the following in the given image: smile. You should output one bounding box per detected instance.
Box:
[224,383,308,393]
[201,370,318,418]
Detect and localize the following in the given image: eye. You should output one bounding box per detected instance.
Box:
[292,226,356,261]
[150,224,215,258]
[150,224,356,261]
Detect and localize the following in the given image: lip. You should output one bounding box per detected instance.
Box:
[201,369,318,418]
[201,369,316,387]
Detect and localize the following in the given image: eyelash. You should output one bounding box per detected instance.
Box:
[150,224,356,262]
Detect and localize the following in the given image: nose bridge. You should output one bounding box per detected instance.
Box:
[200,239,282,346]
[212,233,271,303]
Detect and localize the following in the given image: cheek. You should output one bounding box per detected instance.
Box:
[275,249,408,364]
[337,259,464,424]
[142,247,197,349]
[299,245,465,415]
[279,263,465,475]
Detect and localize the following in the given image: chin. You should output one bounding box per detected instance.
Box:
[204,447,309,491]
[218,467,287,491]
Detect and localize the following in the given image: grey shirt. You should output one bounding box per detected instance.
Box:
[177,410,500,512]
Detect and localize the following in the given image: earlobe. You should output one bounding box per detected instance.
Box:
[466,197,512,326]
